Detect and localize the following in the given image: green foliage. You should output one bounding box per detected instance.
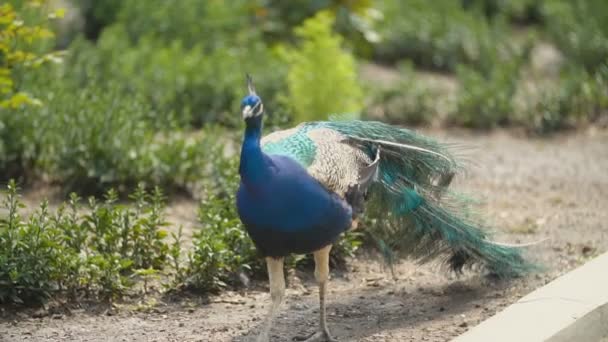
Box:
[57,10,286,129]
[373,0,511,72]
[34,81,154,193]
[184,154,261,292]
[543,0,608,72]
[0,1,62,179]
[451,55,525,129]
[526,66,608,134]
[0,104,39,180]
[0,181,59,304]
[18,73,224,195]
[74,0,123,40]
[282,11,363,123]
[0,181,172,304]
[0,1,63,109]
[116,1,253,49]
[462,0,543,23]
[7,42,239,195]
[365,62,439,126]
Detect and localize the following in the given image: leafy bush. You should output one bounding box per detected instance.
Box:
[0,1,63,180]
[185,155,262,292]
[0,105,40,181]
[282,10,363,123]
[462,0,543,23]
[0,181,172,305]
[34,81,155,193]
[372,0,511,72]
[10,46,241,195]
[18,75,223,195]
[56,25,286,129]
[451,50,529,129]
[364,62,440,126]
[115,1,254,49]
[543,0,608,73]
[74,0,123,40]
[188,166,263,291]
[526,66,608,134]
[0,1,63,109]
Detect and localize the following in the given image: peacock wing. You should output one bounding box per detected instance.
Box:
[261,124,375,198]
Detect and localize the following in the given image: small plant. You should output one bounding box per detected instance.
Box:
[0,181,173,305]
[129,183,169,270]
[168,226,185,285]
[282,10,363,122]
[0,181,59,304]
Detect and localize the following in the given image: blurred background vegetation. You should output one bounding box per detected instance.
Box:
[1,0,607,305]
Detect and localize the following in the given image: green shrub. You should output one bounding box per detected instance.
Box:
[49,1,290,130]
[58,25,287,129]
[364,62,439,126]
[114,1,253,49]
[0,105,41,181]
[462,0,543,23]
[0,183,62,304]
[526,66,608,134]
[451,47,529,129]
[16,58,233,195]
[110,1,288,128]
[184,153,261,292]
[282,10,363,123]
[1,1,62,109]
[33,81,156,193]
[73,0,123,40]
[0,181,172,304]
[543,0,608,72]
[0,1,62,180]
[372,0,511,73]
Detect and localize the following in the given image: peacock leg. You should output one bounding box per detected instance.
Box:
[294,245,337,342]
[257,257,285,342]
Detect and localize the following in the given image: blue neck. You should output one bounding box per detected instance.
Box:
[240,117,271,186]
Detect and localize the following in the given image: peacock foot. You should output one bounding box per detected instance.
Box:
[293,329,337,342]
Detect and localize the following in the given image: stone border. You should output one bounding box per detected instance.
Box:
[452,252,608,342]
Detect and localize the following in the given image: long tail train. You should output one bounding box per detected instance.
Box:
[321,120,535,278]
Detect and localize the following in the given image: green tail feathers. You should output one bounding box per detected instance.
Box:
[320,120,534,277]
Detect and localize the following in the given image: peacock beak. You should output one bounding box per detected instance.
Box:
[242,105,253,118]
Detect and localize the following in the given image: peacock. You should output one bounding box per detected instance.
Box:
[236,76,532,342]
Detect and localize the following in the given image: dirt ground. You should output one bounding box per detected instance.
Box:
[1,128,607,342]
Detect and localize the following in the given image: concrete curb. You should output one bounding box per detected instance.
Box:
[452,252,608,342]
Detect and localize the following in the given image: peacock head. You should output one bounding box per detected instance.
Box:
[241,74,264,121]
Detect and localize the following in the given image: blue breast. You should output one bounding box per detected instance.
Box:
[236,155,353,256]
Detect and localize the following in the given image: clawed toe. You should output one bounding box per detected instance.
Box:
[293,330,337,342]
